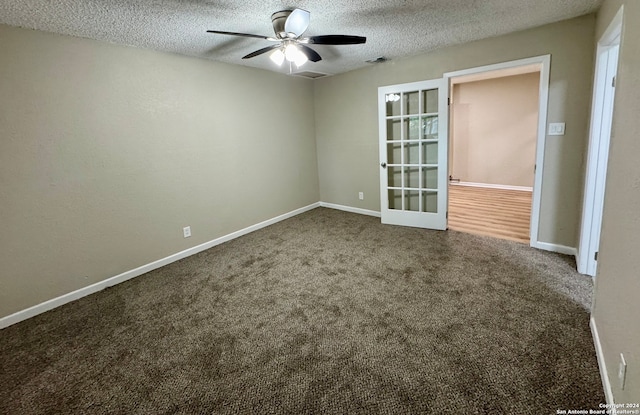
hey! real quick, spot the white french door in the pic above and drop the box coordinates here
[378,78,449,230]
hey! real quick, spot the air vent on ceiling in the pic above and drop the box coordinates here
[293,71,329,79]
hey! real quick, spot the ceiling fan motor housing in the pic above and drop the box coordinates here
[271,10,293,38]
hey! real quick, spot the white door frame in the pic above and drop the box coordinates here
[577,6,623,276]
[444,55,551,248]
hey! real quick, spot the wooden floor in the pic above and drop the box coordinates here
[448,184,532,243]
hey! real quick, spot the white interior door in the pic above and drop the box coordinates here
[378,79,449,230]
[578,6,621,277]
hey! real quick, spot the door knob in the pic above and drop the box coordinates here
[381,162,387,168]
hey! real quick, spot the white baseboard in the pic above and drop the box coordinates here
[531,241,577,257]
[451,181,533,192]
[591,317,615,408]
[0,202,320,329]
[319,202,381,218]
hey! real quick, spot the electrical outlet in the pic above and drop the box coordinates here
[358,192,364,200]
[618,353,627,390]
[183,226,191,238]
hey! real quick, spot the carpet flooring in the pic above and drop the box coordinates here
[0,207,603,414]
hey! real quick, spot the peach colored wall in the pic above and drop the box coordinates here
[450,72,540,187]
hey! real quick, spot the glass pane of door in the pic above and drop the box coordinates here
[387,88,439,210]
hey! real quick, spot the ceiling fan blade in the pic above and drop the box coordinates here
[242,44,281,59]
[307,35,367,45]
[298,45,322,62]
[284,8,310,37]
[207,30,273,41]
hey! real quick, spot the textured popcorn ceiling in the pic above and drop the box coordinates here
[0,0,601,76]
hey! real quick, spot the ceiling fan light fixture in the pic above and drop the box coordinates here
[293,52,308,68]
[284,8,311,37]
[270,49,285,66]
[284,44,307,67]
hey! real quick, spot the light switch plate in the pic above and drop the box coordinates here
[548,122,566,135]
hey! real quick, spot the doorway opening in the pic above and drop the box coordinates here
[448,68,539,243]
[444,56,550,247]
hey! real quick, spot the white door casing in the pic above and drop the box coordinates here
[444,55,551,248]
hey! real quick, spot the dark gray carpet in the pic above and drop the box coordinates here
[0,207,604,414]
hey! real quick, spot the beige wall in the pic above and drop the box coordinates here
[0,24,319,318]
[591,0,640,404]
[451,73,539,187]
[314,15,595,248]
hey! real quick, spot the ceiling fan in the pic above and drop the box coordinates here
[206,8,366,68]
